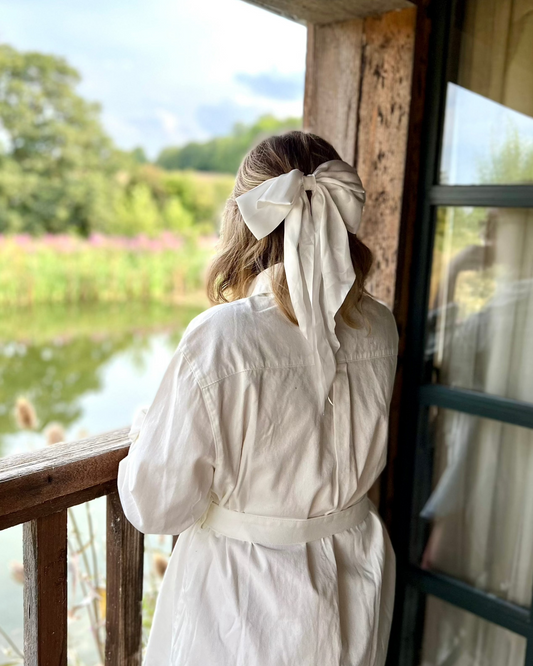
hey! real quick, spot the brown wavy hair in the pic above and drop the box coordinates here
[205,130,374,330]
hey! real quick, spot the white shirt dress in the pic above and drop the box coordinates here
[117,264,399,666]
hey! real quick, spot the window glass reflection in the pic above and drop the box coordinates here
[420,595,526,665]
[440,83,533,184]
[439,0,533,184]
[425,207,533,401]
[420,408,533,607]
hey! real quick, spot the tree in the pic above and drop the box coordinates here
[156,113,302,173]
[0,43,124,235]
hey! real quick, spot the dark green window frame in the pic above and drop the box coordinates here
[387,0,533,664]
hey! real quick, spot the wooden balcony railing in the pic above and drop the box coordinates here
[0,428,165,666]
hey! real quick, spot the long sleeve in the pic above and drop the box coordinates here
[117,344,216,535]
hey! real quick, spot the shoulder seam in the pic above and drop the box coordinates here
[178,343,222,469]
[196,349,398,388]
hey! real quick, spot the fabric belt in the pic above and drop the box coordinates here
[198,495,370,546]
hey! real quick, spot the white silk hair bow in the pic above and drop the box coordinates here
[235,159,366,416]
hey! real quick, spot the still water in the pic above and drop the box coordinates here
[0,300,207,665]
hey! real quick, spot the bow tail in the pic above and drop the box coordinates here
[319,188,357,352]
[285,193,339,415]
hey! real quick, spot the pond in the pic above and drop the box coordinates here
[0,299,208,665]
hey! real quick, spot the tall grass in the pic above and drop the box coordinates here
[0,232,218,307]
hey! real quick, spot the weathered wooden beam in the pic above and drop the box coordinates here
[0,428,130,529]
[23,510,68,666]
[355,7,417,307]
[105,491,144,666]
[241,0,414,25]
[304,19,364,164]
[304,7,416,309]
[1,479,117,531]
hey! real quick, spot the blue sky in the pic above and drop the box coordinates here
[0,0,307,158]
[441,83,533,184]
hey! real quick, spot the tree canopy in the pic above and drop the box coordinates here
[0,44,127,235]
[0,42,302,237]
[156,114,302,173]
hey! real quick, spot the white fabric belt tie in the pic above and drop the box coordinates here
[199,495,370,546]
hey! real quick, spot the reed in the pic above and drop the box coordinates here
[0,232,218,308]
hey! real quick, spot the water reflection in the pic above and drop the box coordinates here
[0,301,205,458]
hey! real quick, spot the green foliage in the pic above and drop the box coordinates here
[156,113,302,173]
[0,43,126,236]
[0,42,300,236]
[477,121,533,184]
[130,146,149,164]
[0,234,216,307]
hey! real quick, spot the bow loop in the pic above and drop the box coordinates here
[235,159,366,416]
[236,168,304,240]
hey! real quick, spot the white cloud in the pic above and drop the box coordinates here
[0,0,306,156]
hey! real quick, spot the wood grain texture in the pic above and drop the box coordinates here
[23,510,68,666]
[303,9,416,308]
[105,491,144,666]
[355,7,417,308]
[303,19,364,164]
[241,0,414,25]
[0,428,130,529]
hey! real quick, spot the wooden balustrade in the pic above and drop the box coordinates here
[0,427,163,665]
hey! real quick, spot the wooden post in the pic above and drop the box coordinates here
[23,510,68,666]
[355,8,417,307]
[304,19,364,164]
[105,491,144,666]
[303,8,417,309]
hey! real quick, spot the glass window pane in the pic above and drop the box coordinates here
[425,207,533,401]
[439,0,533,184]
[420,595,526,665]
[418,408,533,607]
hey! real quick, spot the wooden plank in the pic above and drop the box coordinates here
[23,510,68,666]
[1,479,117,531]
[241,0,414,25]
[355,7,417,308]
[0,428,131,528]
[303,19,364,164]
[105,491,144,666]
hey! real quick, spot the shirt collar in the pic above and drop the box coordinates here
[246,262,282,297]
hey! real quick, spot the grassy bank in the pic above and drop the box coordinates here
[0,232,218,307]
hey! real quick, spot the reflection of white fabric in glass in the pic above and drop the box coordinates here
[421,207,533,663]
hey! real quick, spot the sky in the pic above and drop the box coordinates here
[0,0,307,158]
[440,83,533,185]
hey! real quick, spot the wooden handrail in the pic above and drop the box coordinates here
[0,427,131,530]
[0,427,147,666]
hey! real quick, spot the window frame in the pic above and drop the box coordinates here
[387,0,533,663]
